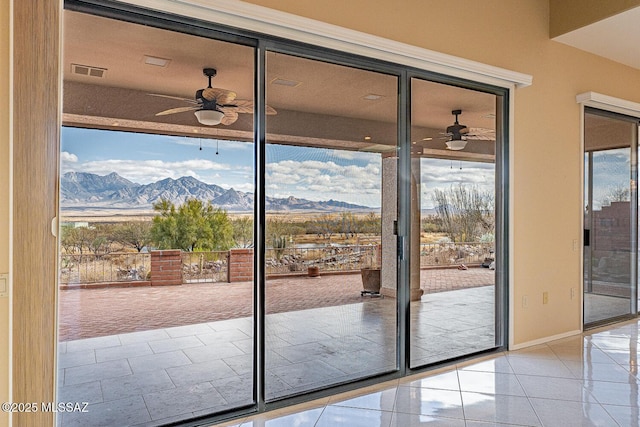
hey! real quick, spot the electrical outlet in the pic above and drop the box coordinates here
[572,239,578,251]
[543,291,549,304]
[571,288,576,299]
[522,295,528,308]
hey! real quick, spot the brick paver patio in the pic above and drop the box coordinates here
[59,267,494,341]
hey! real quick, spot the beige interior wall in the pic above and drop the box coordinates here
[0,0,10,425]
[244,0,640,346]
[549,0,640,37]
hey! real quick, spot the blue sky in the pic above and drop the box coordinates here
[61,127,383,207]
[61,127,495,209]
[61,127,254,191]
[420,158,495,206]
[589,148,631,210]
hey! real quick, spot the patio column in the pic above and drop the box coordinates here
[380,155,423,301]
[380,154,397,298]
[410,156,424,301]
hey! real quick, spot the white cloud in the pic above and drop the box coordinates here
[60,151,78,164]
[265,157,382,206]
[419,158,495,209]
[328,149,382,162]
[63,158,234,184]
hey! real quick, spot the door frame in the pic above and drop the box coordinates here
[404,72,509,370]
[578,93,640,329]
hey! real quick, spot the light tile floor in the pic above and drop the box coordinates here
[214,319,640,427]
[57,286,495,426]
[585,292,634,325]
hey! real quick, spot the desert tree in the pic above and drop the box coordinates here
[232,216,254,248]
[311,214,339,240]
[60,223,116,255]
[361,212,381,235]
[265,216,287,238]
[206,206,235,250]
[151,198,234,251]
[60,225,84,254]
[601,184,630,207]
[432,184,494,243]
[338,212,360,238]
[86,224,119,256]
[113,221,152,252]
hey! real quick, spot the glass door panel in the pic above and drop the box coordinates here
[584,110,637,327]
[264,51,398,400]
[59,10,256,425]
[409,78,498,367]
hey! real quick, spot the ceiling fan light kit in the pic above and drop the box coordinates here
[194,109,224,125]
[445,139,468,150]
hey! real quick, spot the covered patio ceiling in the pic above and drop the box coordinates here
[62,10,497,162]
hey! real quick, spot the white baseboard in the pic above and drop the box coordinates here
[510,329,582,350]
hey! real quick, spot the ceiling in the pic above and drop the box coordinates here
[553,6,640,71]
[62,10,497,161]
[585,112,637,152]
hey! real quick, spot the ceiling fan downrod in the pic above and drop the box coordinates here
[203,68,217,88]
[452,109,462,124]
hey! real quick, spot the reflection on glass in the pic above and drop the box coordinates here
[264,51,398,400]
[409,78,497,368]
[584,110,636,326]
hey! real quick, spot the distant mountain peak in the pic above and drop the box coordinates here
[60,172,374,213]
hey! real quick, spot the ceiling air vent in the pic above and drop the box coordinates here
[71,64,107,78]
[271,77,301,87]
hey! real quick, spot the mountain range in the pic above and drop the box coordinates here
[60,172,373,213]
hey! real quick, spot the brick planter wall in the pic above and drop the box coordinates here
[228,249,253,282]
[150,250,183,286]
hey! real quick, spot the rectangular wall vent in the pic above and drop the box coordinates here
[71,64,107,78]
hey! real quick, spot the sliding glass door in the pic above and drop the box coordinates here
[58,10,257,426]
[264,51,399,400]
[58,2,509,424]
[583,109,638,327]
[408,78,501,367]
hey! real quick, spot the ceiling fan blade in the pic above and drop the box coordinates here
[222,99,278,115]
[220,109,239,125]
[465,128,495,140]
[225,99,252,114]
[155,106,200,116]
[465,135,495,141]
[467,127,495,135]
[266,104,277,115]
[148,93,198,104]
[202,87,237,104]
